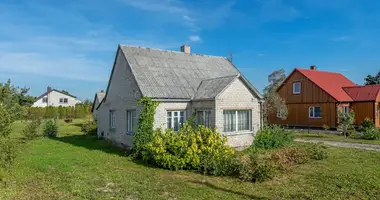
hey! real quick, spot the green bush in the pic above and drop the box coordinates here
[81,121,97,135]
[270,147,310,171]
[322,124,330,131]
[238,153,276,182]
[360,118,375,131]
[22,119,42,140]
[252,125,293,149]
[0,104,14,138]
[0,138,18,178]
[348,130,362,139]
[306,144,328,160]
[43,119,58,137]
[362,127,380,140]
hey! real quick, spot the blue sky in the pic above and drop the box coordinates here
[0,0,379,100]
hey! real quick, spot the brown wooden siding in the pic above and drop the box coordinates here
[351,102,375,126]
[269,103,337,128]
[277,71,336,104]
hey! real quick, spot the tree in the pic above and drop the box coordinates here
[364,71,380,85]
[81,99,93,105]
[263,69,288,121]
[337,111,355,137]
[0,79,36,107]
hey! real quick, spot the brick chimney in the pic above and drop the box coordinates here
[180,45,190,53]
[310,65,317,70]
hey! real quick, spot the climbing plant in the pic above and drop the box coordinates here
[132,97,160,159]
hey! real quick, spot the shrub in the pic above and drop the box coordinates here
[270,147,310,171]
[362,127,380,140]
[322,124,330,131]
[0,104,14,138]
[306,144,328,160]
[238,153,276,182]
[360,118,375,131]
[0,138,18,180]
[252,125,293,149]
[81,121,97,135]
[43,119,58,137]
[337,111,355,137]
[22,119,42,140]
[348,130,362,139]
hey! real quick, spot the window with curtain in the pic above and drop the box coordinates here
[109,110,116,129]
[197,110,211,128]
[167,110,185,131]
[126,110,137,134]
[224,110,251,132]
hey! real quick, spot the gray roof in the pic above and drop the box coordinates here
[193,75,238,100]
[119,45,262,100]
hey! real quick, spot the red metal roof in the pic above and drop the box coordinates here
[343,85,380,101]
[296,68,357,102]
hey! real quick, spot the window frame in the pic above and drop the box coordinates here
[223,110,252,133]
[42,97,48,103]
[342,106,349,114]
[196,110,212,128]
[309,106,322,118]
[126,109,137,135]
[109,110,116,129]
[167,110,186,131]
[63,98,68,103]
[59,98,64,103]
[293,82,301,94]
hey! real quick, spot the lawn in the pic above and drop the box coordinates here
[293,132,380,145]
[1,120,380,199]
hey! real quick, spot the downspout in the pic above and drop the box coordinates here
[259,100,264,130]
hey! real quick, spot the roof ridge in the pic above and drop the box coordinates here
[343,84,380,88]
[296,68,345,75]
[119,44,229,59]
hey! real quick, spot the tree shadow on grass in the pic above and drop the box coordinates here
[53,134,127,157]
[190,180,269,200]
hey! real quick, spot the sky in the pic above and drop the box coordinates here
[0,0,379,100]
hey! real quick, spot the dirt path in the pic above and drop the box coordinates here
[294,138,380,151]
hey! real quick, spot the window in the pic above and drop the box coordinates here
[59,98,63,103]
[197,110,211,128]
[223,110,251,132]
[126,110,137,134]
[309,107,322,118]
[42,97,48,103]
[342,106,349,114]
[293,82,301,94]
[167,111,185,131]
[109,110,116,129]
[63,98,68,103]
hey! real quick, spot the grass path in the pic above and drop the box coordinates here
[1,120,380,199]
[293,132,380,145]
[295,138,380,151]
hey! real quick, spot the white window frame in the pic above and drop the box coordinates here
[223,110,252,133]
[309,106,322,118]
[293,82,301,94]
[196,110,212,128]
[42,97,48,103]
[110,110,116,129]
[167,110,186,131]
[126,110,137,134]
[342,106,349,114]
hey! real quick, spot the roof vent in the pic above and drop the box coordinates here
[310,65,317,70]
[180,45,190,53]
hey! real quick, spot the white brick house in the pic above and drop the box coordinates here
[96,45,264,148]
[32,87,80,107]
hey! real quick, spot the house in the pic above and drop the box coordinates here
[96,45,263,148]
[91,90,105,121]
[269,66,380,128]
[32,87,80,107]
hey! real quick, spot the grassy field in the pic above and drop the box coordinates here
[1,120,380,199]
[293,132,380,145]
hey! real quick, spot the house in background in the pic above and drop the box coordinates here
[91,90,105,121]
[269,66,380,128]
[96,44,263,148]
[32,87,81,107]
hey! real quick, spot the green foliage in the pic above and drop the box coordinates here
[348,130,362,139]
[252,125,294,149]
[26,105,89,120]
[43,119,58,137]
[81,120,97,135]
[270,147,310,171]
[362,127,380,140]
[263,69,288,121]
[0,138,18,170]
[364,71,380,85]
[0,104,14,138]
[337,111,355,137]
[360,118,375,131]
[133,97,160,158]
[305,144,328,160]
[238,153,276,182]
[22,119,42,140]
[322,124,330,131]
[0,79,36,107]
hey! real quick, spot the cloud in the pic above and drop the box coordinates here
[189,35,201,42]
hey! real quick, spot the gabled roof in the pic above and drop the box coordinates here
[192,75,238,100]
[343,85,380,102]
[91,91,105,112]
[116,45,262,100]
[36,89,77,100]
[279,68,357,102]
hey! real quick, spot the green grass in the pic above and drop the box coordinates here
[1,120,380,199]
[293,132,380,145]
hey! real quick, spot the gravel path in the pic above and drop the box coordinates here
[294,138,380,151]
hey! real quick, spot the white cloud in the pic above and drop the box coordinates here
[189,35,201,42]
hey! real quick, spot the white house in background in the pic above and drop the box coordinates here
[96,45,263,148]
[32,87,81,107]
[91,90,105,121]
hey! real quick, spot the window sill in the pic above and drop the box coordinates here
[126,131,135,136]
[223,131,253,136]
[309,117,322,119]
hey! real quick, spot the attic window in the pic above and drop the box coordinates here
[293,82,301,94]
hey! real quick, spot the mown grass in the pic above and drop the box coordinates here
[1,120,380,199]
[293,132,380,145]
